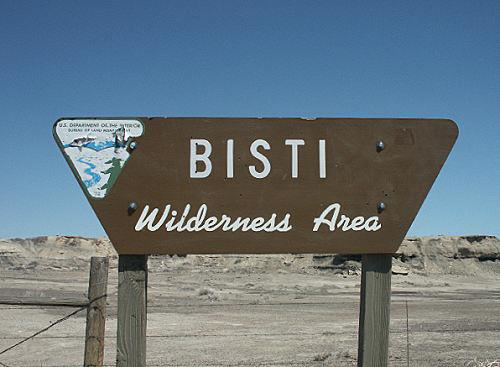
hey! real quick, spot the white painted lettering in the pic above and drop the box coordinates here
[319,139,326,178]
[285,139,305,178]
[190,139,212,178]
[313,203,382,232]
[364,216,382,231]
[249,139,271,178]
[135,205,170,231]
[226,139,234,178]
[135,203,292,233]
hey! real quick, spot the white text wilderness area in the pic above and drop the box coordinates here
[134,203,382,233]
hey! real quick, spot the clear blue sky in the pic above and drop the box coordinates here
[1,0,498,238]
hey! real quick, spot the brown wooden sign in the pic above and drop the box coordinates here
[54,117,457,255]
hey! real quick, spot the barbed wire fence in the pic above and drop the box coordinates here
[0,305,86,357]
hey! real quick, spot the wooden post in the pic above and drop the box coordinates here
[116,255,148,367]
[84,256,109,367]
[357,254,392,367]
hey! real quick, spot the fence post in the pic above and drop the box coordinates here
[84,256,109,367]
[357,254,392,367]
[116,255,148,367]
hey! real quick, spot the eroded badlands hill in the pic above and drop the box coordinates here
[1,235,498,276]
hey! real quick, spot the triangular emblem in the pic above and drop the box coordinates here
[53,119,144,199]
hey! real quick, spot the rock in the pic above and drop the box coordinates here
[392,264,409,275]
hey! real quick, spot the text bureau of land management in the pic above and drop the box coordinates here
[134,203,382,233]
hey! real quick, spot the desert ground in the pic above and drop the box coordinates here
[0,235,499,367]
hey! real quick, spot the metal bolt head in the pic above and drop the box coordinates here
[376,141,385,152]
[128,202,138,215]
[377,202,386,213]
[129,141,138,151]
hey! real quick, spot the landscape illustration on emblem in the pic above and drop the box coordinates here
[54,120,144,198]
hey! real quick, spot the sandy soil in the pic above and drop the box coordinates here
[0,236,499,367]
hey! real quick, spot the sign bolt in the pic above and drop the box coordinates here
[129,141,138,151]
[377,202,386,213]
[376,141,385,152]
[128,202,138,215]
